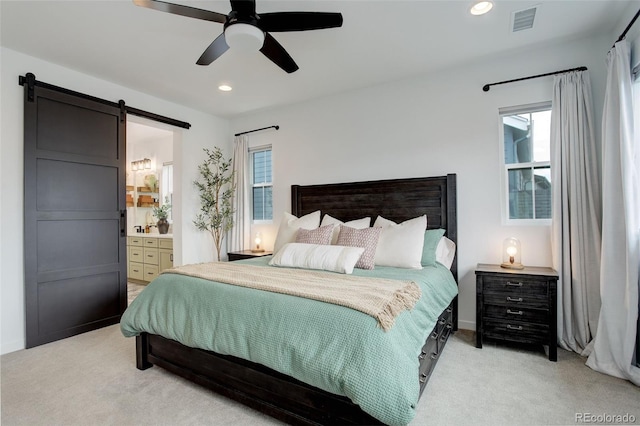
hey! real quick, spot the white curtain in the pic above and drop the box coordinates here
[228,135,250,252]
[586,40,640,385]
[550,70,602,355]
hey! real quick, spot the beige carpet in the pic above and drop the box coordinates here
[2,326,638,426]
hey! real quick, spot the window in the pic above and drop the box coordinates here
[500,102,552,222]
[161,162,173,222]
[251,147,272,222]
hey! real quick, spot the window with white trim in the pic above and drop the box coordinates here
[500,102,552,223]
[250,146,272,222]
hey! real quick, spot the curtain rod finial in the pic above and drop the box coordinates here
[482,85,490,92]
[275,125,280,130]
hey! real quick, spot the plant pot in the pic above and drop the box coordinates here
[157,219,169,235]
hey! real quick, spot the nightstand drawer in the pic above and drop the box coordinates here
[482,276,548,296]
[484,304,548,323]
[484,293,549,310]
[483,318,549,343]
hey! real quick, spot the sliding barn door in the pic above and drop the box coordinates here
[23,77,127,348]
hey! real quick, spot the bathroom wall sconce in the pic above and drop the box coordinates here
[131,158,151,171]
[501,237,524,270]
[251,232,265,253]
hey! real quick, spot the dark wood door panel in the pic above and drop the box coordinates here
[36,159,118,211]
[36,96,119,159]
[24,81,126,348]
[36,219,120,272]
[37,272,121,335]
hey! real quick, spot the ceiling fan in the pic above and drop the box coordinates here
[133,0,343,73]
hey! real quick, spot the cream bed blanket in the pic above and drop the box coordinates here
[162,262,421,331]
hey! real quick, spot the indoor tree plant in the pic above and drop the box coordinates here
[152,197,172,234]
[193,147,235,261]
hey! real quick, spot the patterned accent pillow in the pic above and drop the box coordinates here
[336,225,382,270]
[295,224,335,245]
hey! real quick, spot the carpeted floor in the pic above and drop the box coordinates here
[2,324,639,425]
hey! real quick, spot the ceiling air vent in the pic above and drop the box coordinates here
[512,6,537,32]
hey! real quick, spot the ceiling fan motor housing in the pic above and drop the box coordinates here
[224,11,265,51]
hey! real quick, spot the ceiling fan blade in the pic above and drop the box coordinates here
[260,33,299,73]
[230,0,256,16]
[257,12,343,32]
[196,33,230,65]
[133,0,226,24]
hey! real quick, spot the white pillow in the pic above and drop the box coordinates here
[436,236,456,269]
[269,243,365,274]
[320,214,371,244]
[373,215,427,269]
[273,211,321,254]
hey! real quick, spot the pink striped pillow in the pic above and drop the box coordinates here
[295,224,334,245]
[336,225,382,270]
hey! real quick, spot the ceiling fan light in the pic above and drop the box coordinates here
[225,23,265,51]
[470,1,493,15]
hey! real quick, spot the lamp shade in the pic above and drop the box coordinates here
[501,237,524,269]
[225,23,265,51]
[251,232,264,253]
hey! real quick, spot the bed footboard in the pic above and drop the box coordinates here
[136,332,382,425]
[135,300,455,425]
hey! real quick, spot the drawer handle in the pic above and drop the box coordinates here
[507,325,523,331]
[506,296,523,302]
[440,335,448,342]
[170,254,173,262]
[147,254,154,257]
[507,309,523,315]
[446,307,452,313]
[438,319,446,325]
[419,373,428,383]
[132,269,139,273]
[430,353,438,360]
[419,351,427,360]
[446,324,453,330]
[507,281,523,287]
[430,332,438,339]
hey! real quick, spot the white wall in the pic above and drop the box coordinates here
[231,34,612,331]
[0,47,231,354]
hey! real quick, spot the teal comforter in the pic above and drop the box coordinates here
[120,257,457,425]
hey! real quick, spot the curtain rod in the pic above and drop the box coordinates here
[482,66,588,92]
[234,125,279,137]
[613,8,640,48]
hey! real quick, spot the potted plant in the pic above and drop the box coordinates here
[193,147,235,261]
[152,197,171,234]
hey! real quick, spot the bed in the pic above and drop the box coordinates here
[121,174,458,425]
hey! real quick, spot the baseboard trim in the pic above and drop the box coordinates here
[457,320,475,331]
[1,339,25,355]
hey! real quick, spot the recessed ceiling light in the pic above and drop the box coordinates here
[470,1,494,15]
[218,84,233,92]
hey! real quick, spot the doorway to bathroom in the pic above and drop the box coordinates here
[125,116,177,294]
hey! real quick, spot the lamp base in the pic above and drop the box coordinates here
[251,249,265,253]
[500,262,524,270]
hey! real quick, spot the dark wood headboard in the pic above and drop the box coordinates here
[291,174,458,284]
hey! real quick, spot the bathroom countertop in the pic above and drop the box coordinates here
[128,233,173,238]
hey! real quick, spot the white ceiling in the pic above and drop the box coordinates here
[1,1,637,118]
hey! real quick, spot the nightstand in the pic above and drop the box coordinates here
[228,250,273,262]
[475,263,558,361]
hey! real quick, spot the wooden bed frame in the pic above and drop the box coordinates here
[136,174,458,425]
